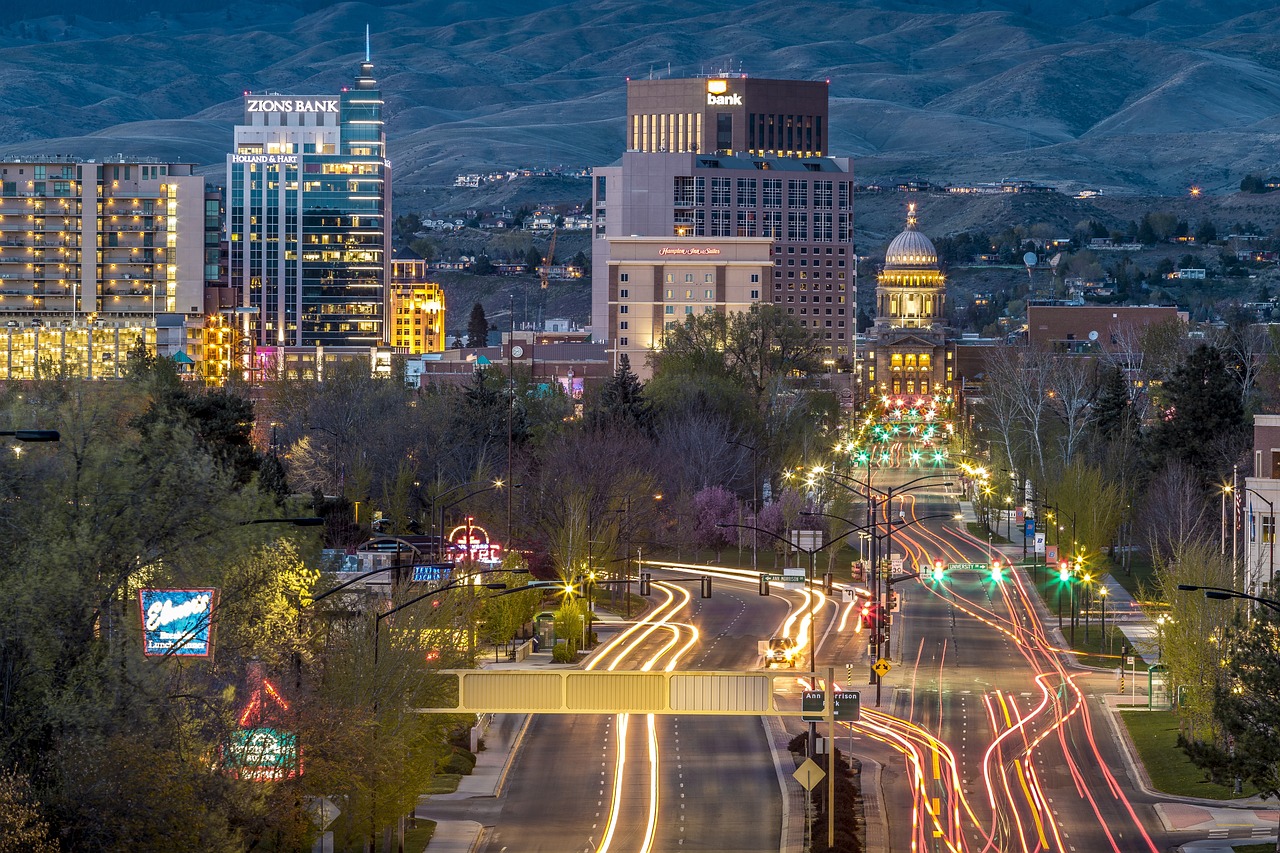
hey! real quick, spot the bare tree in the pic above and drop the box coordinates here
[1047,355,1097,465]
[1140,460,1212,559]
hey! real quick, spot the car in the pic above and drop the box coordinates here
[764,636,797,668]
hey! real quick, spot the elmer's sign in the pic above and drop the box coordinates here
[139,589,217,657]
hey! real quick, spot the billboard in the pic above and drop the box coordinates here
[412,563,455,583]
[139,589,217,657]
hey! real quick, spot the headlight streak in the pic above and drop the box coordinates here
[595,712,629,853]
[904,513,1161,853]
[589,579,694,853]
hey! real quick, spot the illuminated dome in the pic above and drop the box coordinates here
[884,204,937,268]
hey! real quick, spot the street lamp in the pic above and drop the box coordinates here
[727,439,762,572]
[1177,583,1280,615]
[437,480,521,561]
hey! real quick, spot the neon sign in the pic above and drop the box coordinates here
[448,522,503,564]
[658,247,722,257]
[139,589,217,657]
[225,675,299,782]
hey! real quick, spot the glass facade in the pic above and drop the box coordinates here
[228,58,388,348]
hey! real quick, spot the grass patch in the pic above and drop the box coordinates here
[1120,711,1256,799]
[403,822,435,853]
[1099,551,1158,601]
[966,522,1011,544]
[422,774,462,795]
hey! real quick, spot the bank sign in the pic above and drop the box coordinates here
[706,79,742,106]
[245,97,339,114]
[139,589,217,657]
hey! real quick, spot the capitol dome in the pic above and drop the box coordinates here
[884,204,938,268]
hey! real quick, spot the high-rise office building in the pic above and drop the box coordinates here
[0,157,205,379]
[592,76,855,376]
[227,42,390,350]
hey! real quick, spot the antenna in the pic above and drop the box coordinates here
[365,24,370,62]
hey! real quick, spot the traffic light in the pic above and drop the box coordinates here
[991,558,1003,582]
[887,590,900,612]
[823,572,834,595]
[639,572,652,596]
[759,575,770,596]
[931,559,945,582]
[860,602,882,630]
[700,575,712,598]
[1058,560,1070,582]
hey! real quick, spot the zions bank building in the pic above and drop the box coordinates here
[226,53,389,348]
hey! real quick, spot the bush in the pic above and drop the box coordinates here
[441,746,476,776]
[552,643,576,663]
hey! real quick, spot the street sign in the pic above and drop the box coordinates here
[1034,532,1046,554]
[841,588,854,602]
[306,796,341,831]
[949,563,986,572]
[763,573,805,589]
[801,690,825,722]
[873,659,892,677]
[833,690,861,721]
[891,553,904,572]
[1024,518,1035,538]
[794,757,826,790]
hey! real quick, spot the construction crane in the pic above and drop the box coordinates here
[536,226,557,331]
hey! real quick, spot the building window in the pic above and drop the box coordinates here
[711,209,732,237]
[763,210,782,239]
[737,178,757,207]
[751,274,760,283]
[736,209,757,237]
[620,337,629,346]
[750,289,760,299]
[711,177,731,206]
[666,275,674,285]
[685,275,693,284]
[1264,515,1276,544]
[814,211,833,242]
[619,305,629,314]
[814,180,833,209]
[620,288,629,298]
[665,305,675,314]
[675,176,694,207]
[685,305,693,314]
[763,178,782,208]
[620,321,629,330]
[705,288,713,298]
[787,179,808,207]
[620,273,629,283]
[788,211,808,241]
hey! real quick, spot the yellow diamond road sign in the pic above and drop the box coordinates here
[874,658,892,677]
[794,757,826,791]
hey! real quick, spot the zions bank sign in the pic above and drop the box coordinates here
[706,79,742,106]
[245,97,340,114]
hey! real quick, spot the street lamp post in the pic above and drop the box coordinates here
[436,481,520,561]
[728,439,761,572]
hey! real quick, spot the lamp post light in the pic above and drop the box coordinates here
[436,481,521,561]
[1099,585,1109,651]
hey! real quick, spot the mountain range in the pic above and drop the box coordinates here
[4,0,1280,199]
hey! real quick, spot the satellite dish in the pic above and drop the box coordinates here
[1023,252,1038,267]
[1088,330,1099,342]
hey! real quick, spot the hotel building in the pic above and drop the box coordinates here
[592,76,855,377]
[0,157,205,379]
[227,49,390,350]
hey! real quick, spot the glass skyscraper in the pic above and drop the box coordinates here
[227,48,389,349]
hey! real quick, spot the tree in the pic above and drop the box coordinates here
[1240,174,1268,194]
[590,353,651,434]
[690,486,740,560]
[571,249,590,277]
[472,254,493,276]
[524,246,543,271]
[467,302,489,348]
[1190,606,1280,830]
[1196,219,1218,244]
[0,767,58,853]
[1092,364,1134,443]
[1147,344,1248,483]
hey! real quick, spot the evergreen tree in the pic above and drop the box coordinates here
[1195,219,1218,244]
[1092,364,1133,441]
[1147,344,1246,482]
[591,353,651,434]
[467,303,489,348]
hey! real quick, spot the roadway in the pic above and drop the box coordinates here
[478,571,802,852]
[456,454,1177,853]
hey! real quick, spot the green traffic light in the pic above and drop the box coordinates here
[1059,568,1070,582]
[931,566,945,582]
